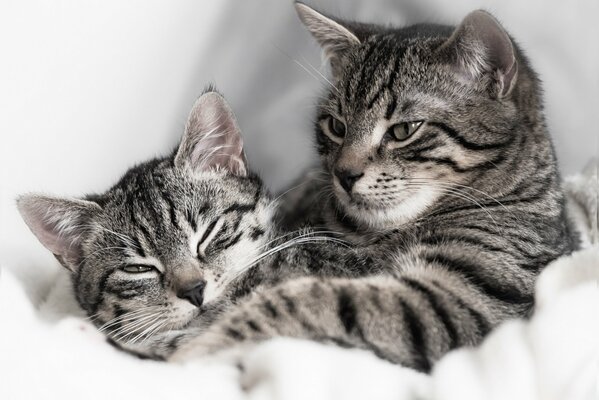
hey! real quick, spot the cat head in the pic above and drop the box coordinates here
[17,91,275,341]
[296,4,543,229]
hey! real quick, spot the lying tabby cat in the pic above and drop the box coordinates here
[17,90,369,357]
[165,5,578,368]
[18,5,577,373]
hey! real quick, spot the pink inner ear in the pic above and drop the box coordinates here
[189,111,247,176]
[179,92,247,176]
[36,220,75,257]
[20,201,75,257]
[17,196,97,271]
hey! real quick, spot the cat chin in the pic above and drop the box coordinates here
[338,186,439,229]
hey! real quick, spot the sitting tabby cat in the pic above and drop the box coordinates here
[165,5,578,370]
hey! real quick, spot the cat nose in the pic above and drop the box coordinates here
[177,280,207,308]
[335,168,364,193]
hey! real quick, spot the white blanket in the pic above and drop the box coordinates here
[1,162,597,400]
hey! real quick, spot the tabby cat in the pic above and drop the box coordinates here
[17,90,366,357]
[18,4,577,372]
[165,4,578,370]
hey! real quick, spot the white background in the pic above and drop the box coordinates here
[1,0,598,272]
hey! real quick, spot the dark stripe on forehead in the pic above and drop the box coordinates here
[133,211,157,251]
[138,193,162,232]
[385,94,397,119]
[368,46,403,112]
[387,52,402,89]
[187,203,209,231]
[131,235,147,258]
[383,55,403,119]
[368,39,404,102]
[353,40,386,104]
[185,208,198,231]
[345,43,377,103]
[150,174,179,230]
[367,88,383,110]
[401,100,415,113]
[160,191,181,230]
[197,204,210,215]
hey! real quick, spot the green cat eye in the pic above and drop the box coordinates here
[328,116,346,138]
[121,264,155,274]
[389,121,424,141]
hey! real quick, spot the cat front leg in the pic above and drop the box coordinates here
[169,276,338,362]
[169,268,503,371]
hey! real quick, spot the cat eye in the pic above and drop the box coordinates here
[120,264,156,274]
[196,218,221,259]
[388,121,424,141]
[327,116,346,138]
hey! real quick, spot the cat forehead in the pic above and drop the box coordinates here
[110,160,253,197]
[347,27,450,64]
[91,167,260,228]
[331,50,470,120]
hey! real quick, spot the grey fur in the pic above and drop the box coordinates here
[16,90,370,358]
[167,6,578,371]
[17,6,579,373]
[17,91,280,353]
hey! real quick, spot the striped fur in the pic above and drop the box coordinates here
[17,91,280,350]
[167,7,579,371]
[16,90,381,357]
[18,8,580,372]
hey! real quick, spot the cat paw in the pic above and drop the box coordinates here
[168,330,245,364]
[169,338,252,371]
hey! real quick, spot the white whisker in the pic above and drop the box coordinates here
[222,235,351,288]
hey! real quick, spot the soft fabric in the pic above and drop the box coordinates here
[1,163,597,400]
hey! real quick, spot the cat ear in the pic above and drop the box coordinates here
[295,2,361,75]
[17,194,101,272]
[438,10,518,98]
[175,91,247,177]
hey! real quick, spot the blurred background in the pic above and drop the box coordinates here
[1,0,597,278]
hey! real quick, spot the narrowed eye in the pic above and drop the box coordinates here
[196,218,220,258]
[120,264,156,274]
[327,116,346,138]
[389,121,424,141]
